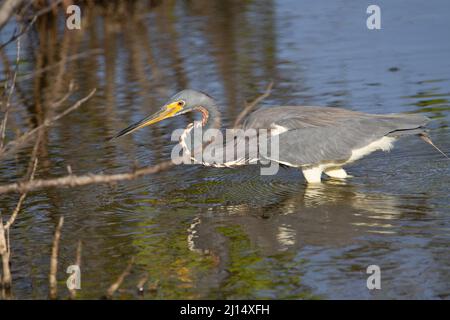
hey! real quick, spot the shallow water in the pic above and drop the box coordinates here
[0,0,449,299]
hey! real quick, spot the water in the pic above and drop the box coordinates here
[0,0,449,299]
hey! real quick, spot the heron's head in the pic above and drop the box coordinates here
[112,89,215,139]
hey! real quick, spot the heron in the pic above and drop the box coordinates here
[113,89,441,183]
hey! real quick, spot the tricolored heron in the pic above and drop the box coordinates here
[113,89,433,183]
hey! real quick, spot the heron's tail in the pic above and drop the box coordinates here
[419,133,450,160]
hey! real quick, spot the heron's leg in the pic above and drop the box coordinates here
[302,167,322,183]
[324,168,348,179]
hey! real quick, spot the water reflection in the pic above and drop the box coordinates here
[188,179,424,255]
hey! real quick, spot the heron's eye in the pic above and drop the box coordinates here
[177,101,185,107]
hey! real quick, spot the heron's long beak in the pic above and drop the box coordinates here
[112,102,183,139]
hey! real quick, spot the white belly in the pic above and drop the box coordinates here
[347,136,396,163]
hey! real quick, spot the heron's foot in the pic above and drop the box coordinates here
[324,168,348,179]
[302,167,322,183]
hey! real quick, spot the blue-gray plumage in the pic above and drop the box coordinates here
[243,106,428,167]
[113,89,432,183]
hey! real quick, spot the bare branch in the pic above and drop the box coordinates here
[0,88,96,160]
[0,160,175,195]
[21,0,63,23]
[105,257,135,299]
[0,215,12,298]
[0,37,20,149]
[0,15,35,50]
[0,0,64,49]
[0,131,39,298]
[136,273,149,295]
[0,49,103,83]
[233,81,273,128]
[48,216,64,300]
[68,240,82,300]
[0,0,25,31]
[4,158,38,229]
[50,80,75,109]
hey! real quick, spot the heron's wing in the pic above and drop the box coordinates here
[243,106,429,166]
[243,106,368,130]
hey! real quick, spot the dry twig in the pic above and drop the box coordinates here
[0,131,39,300]
[136,273,149,295]
[0,16,35,50]
[0,49,103,84]
[0,0,25,31]
[68,240,82,299]
[0,159,174,195]
[0,215,12,298]
[48,216,64,300]
[4,158,38,230]
[0,37,22,300]
[233,81,273,128]
[105,257,135,299]
[0,0,65,49]
[0,87,96,160]
[0,37,20,149]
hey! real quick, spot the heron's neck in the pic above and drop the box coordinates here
[193,103,221,130]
